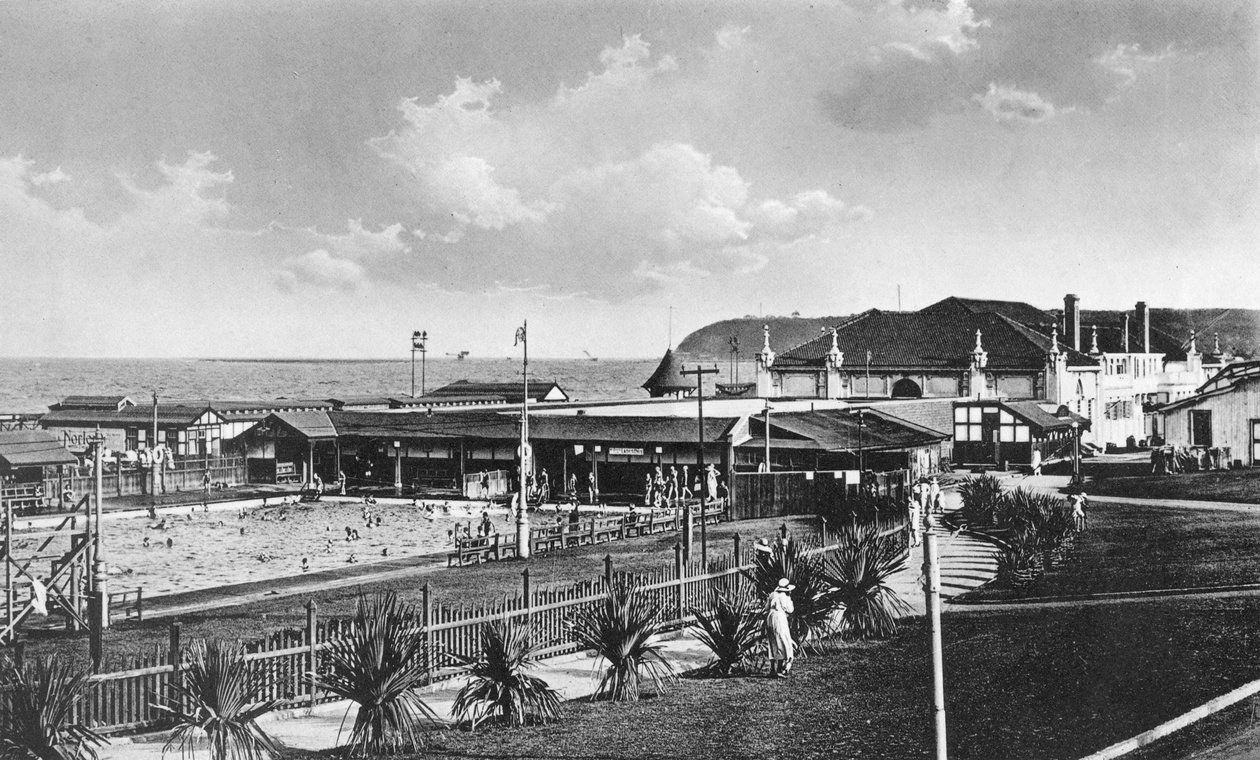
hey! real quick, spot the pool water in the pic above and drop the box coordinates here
[19,499,516,597]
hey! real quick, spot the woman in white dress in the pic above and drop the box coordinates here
[766,578,796,678]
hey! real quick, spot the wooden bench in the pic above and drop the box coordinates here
[275,462,301,485]
[531,524,566,555]
[447,534,505,567]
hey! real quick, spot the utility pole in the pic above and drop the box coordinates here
[762,401,772,472]
[411,330,427,398]
[151,391,162,498]
[515,322,531,560]
[856,409,866,473]
[923,523,948,760]
[90,427,108,670]
[680,365,718,566]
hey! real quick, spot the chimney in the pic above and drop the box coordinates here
[1064,294,1081,351]
[1135,301,1150,352]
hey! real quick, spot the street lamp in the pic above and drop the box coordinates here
[411,330,428,398]
[856,409,866,473]
[1070,421,1081,486]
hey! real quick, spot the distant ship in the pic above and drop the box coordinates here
[583,350,598,362]
[446,351,470,360]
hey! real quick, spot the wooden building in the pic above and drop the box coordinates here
[951,400,1088,467]
[1160,361,1260,465]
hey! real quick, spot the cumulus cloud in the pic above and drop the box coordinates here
[277,249,367,292]
[974,83,1056,124]
[1097,44,1179,93]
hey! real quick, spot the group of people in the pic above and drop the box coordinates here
[1151,446,1224,475]
[906,476,943,547]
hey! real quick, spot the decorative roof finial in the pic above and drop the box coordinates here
[762,324,772,354]
[1213,331,1221,354]
[1049,324,1060,356]
[1089,325,1100,355]
[825,327,843,369]
[974,329,984,354]
[1188,329,1198,355]
[971,329,988,370]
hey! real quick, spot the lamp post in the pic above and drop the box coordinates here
[762,400,773,473]
[1070,421,1081,486]
[411,331,428,398]
[856,409,866,473]
[681,364,719,567]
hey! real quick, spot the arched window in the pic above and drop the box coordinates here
[891,378,922,398]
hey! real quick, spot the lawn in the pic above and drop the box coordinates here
[278,596,1260,760]
[959,500,1260,601]
[1088,466,1260,504]
[23,514,820,668]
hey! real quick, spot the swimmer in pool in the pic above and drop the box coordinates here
[166,538,174,548]
[240,527,246,536]
[301,557,309,572]
[347,554,358,564]
[381,548,388,557]
[142,536,151,548]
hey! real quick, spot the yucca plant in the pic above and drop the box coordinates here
[156,641,282,760]
[315,592,440,756]
[449,618,560,729]
[688,590,763,677]
[569,578,674,702]
[0,657,107,760]
[743,538,838,651]
[958,475,1005,527]
[824,524,912,640]
[996,532,1041,590]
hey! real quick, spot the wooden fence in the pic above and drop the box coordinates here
[4,515,906,736]
[5,457,250,514]
[730,469,909,521]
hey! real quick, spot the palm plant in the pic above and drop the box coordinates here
[958,475,1005,527]
[449,618,560,729]
[0,657,107,760]
[996,532,1041,590]
[743,538,837,651]
[824,524,911,640]
[688,590,763,676]
[157,641,282,760]
[315,592,440,756]
[569,578,674,702]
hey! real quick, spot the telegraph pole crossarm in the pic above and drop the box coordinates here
[680,364,719,567]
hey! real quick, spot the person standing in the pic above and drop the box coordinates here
[567,472,578,498]
[928,476,942,514]
[765,578,796,678]
[907,496,922,547]
[587,471,597,505]
[1029,449,1043,477]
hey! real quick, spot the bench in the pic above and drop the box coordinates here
[447,534,506,567]
[275,463,301,485]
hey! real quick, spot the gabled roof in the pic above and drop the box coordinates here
[268,411,339,440]
[51,395,133,412]
[0,430,79,469]
[641,349,695,396]
[1162,360,1260,412]
[744,408,946,453]
[40,406,222,427]
[426,380,569,402]
[776,309,1096,371]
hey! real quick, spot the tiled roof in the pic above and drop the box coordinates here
[641,349,694,394]
[426,381,567,402]
[52,395,133,411]
[776,309,1096,371]
[270,411,339,440]
[1002,401,1087,431]
[325,410,738,445]
[919,297,1054,329]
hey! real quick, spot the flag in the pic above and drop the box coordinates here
[411,330,426,350]
[514,325,526,346]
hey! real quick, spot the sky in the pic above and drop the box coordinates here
[0,0,1256,359]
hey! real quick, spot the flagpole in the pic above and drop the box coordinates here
[516,320,531,559]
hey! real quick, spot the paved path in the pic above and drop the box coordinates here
[97,488,999,758]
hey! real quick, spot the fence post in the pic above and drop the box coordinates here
[421,583,433,685]
[306,601,317,708]
[673,543,685,625]
[169,621,183,713]
[521,569,532,623]
[603,554,613,587]
[136,587,143,623]
[733,533,742,566]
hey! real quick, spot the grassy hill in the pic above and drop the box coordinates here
[679,307,1260,361]
[676,315,853,358]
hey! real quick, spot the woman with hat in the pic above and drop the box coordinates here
[765,578,796,677]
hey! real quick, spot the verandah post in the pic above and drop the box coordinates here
[603,554,613,587]
[521,568,532,623]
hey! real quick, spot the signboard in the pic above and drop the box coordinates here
[608,447,645,457]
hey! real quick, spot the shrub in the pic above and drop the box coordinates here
[688,591,764,676]
[824,523,911,640]
[743,538,838,652]
[569,578,675,702]
[449,619,560,729]
[958,475,1005,527]
[315,592,440,756]
[157,641,282,760]
[996,533,1041,590]
[0,658,107,760]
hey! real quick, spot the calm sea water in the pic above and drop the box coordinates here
[0,357,660,414]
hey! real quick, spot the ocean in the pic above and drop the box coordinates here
[0,357,663,414]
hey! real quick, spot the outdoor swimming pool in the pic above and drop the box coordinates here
[13,498,515,597]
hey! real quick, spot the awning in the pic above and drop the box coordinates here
[0,430,79,469]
